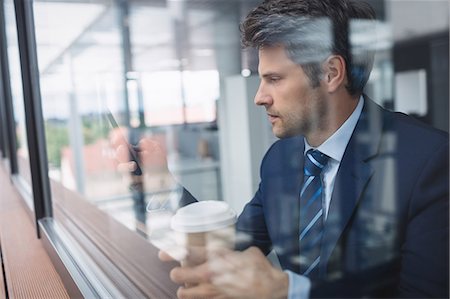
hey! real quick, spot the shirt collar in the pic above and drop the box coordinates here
[304,95,364,163]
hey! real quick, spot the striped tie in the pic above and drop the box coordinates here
[299,149,329,277]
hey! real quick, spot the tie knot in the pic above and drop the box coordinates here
[304,149,329,176]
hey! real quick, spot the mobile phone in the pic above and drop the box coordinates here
[106,110,143,176]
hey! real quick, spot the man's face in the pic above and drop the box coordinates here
[255,45,327,139]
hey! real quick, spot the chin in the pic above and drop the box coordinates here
[273,130,290,139]
[274,127,304,139]
[272,123,299,139]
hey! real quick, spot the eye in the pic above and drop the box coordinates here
[270,76,281,83]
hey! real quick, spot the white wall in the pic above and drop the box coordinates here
[218,75,274,214]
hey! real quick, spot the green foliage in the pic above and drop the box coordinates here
[82,116,110,145]
[45,115,111,168]
[45,121,69,168]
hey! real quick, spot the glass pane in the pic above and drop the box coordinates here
[33,0,448,297]
[34,0,229,295]
[35,0,124,198]
[34,0,230,227]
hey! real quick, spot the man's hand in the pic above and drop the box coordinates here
[208,247,289,299]
[159,247,289,299]
[109,128,170,174]
[159,249,227,299]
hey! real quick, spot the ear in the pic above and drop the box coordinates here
[323,55,346,93]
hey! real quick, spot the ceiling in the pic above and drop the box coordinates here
[386,0,449,41]
[32,0,449,76]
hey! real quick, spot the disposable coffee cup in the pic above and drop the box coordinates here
[171,200,237,267]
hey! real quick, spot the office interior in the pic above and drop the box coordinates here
[0,0,448,297]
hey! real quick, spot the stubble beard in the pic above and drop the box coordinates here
[275,94,328,140]
[272,112,310,139]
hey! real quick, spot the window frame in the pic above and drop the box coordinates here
[12,0,52,226]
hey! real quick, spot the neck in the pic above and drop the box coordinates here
[306,93,360,147]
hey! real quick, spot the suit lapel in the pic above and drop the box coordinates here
[320,98,384,276]
[270,137,305,272]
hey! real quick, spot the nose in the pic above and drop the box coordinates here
[254,82,272,107]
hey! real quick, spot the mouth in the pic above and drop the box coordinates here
[267,113,280,124]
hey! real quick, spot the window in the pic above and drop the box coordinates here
[6,0,447,297]
[32,0,237,295]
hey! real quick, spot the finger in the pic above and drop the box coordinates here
[244,246,264,256]
[211,272,242,292]
[116,144,131,163]
[208,255,234,276]
[217,247,262,267]
[117,161,137,173]
[208,249,240,274]
[109,127,128,147]
[159,250,175,262]
[170,263,211,285]
[177,284,225,299]
[139,138,168,167]
[139,138,162,160]
[185,245,208,265]
[138,138,159,151]
[208,247,232,258]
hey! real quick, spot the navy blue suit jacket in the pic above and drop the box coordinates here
[235,99,449,298]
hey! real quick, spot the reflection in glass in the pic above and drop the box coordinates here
[27,0,450,297]
[34,0,224,242]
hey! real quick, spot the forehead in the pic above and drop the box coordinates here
[258,45,290,62]
[258,45,299,73]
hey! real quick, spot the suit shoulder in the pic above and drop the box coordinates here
[387,109,448,148]
[263,136,302,159]
[260,136,303,175]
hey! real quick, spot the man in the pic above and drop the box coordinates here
[158,0,449,298]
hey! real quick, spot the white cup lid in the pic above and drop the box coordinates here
[171,201,237,233]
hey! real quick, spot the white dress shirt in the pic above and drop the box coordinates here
[286,96,364,299]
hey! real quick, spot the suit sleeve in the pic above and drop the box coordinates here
[235,183,273,255]
[179,187,197,207]
[398,141,449,298]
